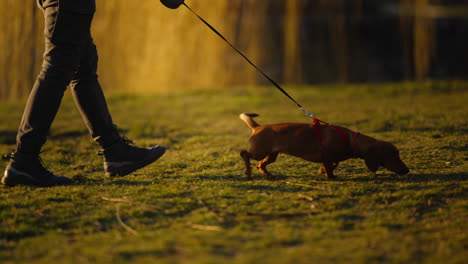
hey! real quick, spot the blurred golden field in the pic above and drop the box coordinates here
[1,0,467,100]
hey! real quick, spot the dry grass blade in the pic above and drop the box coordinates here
[191,224,223,232]
[286,181,324,190]
[297,193,314,201]
[245,212,316,219]
[115,205,139,236]
[197,198,224,222]
[102,197,131,203]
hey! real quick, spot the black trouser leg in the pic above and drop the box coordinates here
[16,4,118,154]
[16,40,81,154]
[70,40,119,148]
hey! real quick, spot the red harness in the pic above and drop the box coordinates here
[313,118,360,157]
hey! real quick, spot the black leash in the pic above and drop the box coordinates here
[182,3,314,118]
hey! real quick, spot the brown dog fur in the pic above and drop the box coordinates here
[239,113,409,179]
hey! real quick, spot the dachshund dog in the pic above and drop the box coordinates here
[239,113,409,179]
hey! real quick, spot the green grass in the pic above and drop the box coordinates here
[0,81,467,264]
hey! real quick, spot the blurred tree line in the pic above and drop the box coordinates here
[1,0,467,100]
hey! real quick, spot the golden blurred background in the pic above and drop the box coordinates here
[1,0,467,101]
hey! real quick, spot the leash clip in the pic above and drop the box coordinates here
[300,107,314,119]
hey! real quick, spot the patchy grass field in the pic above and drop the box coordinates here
[0,81,467,263]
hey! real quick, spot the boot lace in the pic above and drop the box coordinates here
[2,153,13,160]
[122,136,135,146]
[5,151,53,177]
[97,136,135,156]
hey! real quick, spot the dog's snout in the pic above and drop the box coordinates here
[383,157,409,176]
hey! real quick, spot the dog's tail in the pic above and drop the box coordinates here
[239,113,260,129]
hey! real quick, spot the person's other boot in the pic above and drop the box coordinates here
[99,137,165,177]
[2,152,73,187]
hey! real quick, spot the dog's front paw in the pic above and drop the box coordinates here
[317,166,326,174]
[263,173,277,180]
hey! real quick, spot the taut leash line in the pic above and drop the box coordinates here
[182,3,314,118]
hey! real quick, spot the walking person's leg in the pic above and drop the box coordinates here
[69,39,165,177]
[3,1,165,186]
[2,3,89,186]
[69,40,120,147]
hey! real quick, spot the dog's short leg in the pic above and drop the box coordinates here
[318,162,338,175]
[318,166,326,174]
[323,162,338,179]
[331,162,339,170]
[256,152,279,180]
[240,150,252,179]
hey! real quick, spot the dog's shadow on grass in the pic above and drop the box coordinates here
[346,172,467,183]
[229,183,308,193]
[211,173,324,193]
[197,172,322,183]
[196,173,256,182]
[71,171,467,188]
[71,172,252,187]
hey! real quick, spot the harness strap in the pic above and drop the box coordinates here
[312,118,326,143]
[352,132,360,157]
[313,118,359,157]
[313,118,348,145]
[330,125,349,145]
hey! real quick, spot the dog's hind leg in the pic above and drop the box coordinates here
[256,152,279,180]
[318,166,326,175]
[322,162,338,179]
[240,150,252,179]
[318,162,339,175]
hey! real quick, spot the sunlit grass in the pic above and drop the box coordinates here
[0,82,467,263]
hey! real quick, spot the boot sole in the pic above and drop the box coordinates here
[2,165,72,187]
[2,166,41,186]
[105,146,166,177]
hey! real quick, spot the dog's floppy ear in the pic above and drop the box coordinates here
[365,156,379,172]
[364,143,381,172]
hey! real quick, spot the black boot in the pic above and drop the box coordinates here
[99,137,166,177]
[2,152,73,187]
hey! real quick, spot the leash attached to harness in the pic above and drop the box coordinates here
[182,2,365,155]
[182,3,314,119]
